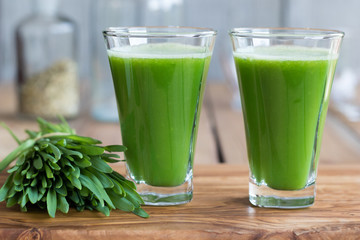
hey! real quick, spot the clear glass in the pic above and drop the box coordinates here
[229,28,344,208]
[16,0,79,118]
[103,26,216,205]
[91,0,184,122]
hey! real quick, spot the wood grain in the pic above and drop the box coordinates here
[207,84,360,164]
[0,164,360,239]
[1,83,360,239]
[206,84,248,164]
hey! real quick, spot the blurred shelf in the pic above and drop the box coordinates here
[0,83,218,164]
[1,83,359,164]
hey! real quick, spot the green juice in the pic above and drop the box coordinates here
[108,43,211,187]
[234,46,338,190]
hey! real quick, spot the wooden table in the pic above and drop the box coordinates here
[0,83,360,239]
[0,164,360,239]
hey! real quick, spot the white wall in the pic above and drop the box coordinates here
[285,0,360,74]
[0,0,356,83]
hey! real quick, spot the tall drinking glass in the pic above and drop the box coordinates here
[103,27,216,205]
[229,28,344,208]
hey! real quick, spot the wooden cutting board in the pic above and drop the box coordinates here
[0,164,359,239]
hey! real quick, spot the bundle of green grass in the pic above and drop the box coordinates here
[0,117,148,218]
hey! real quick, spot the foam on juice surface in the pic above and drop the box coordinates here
[233,45,338,61]
[108,43,211,59]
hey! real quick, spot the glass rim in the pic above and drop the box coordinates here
[103,26,217,38]
[229,27,344,39]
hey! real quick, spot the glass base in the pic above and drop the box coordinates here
[134,178,193,206]
[249,181,315,209]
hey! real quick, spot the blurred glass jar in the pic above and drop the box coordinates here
[16,0,79,119]
[91,0,184,122]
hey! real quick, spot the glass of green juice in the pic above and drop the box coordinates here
[103,27,216,205]
[229,28,344,208]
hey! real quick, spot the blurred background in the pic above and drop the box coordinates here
[0,0,359,122]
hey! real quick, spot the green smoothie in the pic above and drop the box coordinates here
[234,46,338,190]
[108,43,211,187]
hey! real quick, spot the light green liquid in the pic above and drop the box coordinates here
[234,46,338,190]
[108,43,211,187]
